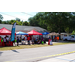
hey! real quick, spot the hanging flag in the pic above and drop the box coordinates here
[11,22,16,41]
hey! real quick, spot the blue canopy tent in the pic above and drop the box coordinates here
[42,32,49,35]
[42,32,49,38]
[16,31,28,35]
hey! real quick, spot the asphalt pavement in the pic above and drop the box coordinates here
[38,52,75,62]
[0,43,75,62]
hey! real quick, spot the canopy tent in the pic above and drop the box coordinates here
[16,31,28,35]
[27,30,42,35]
[42,32,49,35]
[0,27,16,35]
[48,32,60,36]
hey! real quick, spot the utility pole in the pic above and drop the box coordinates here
[22,20,23,26]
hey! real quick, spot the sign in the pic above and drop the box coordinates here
[11,22,16,41]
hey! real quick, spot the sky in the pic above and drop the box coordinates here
[0,12,38,21]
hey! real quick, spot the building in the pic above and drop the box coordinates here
[0,24,48,33]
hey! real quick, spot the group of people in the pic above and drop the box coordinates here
[0,36,11,46]
[49,36,59,42]
[15,35,46,46]
[31,36,46,44]
[0,35,60,47]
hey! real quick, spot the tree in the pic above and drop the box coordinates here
[23,21,30,26]
[28,12,47,28]
[47,12,73,32]
[0,20,2,24]
[2,21,7,24]
[16,18,20,21]
[65,27,69,33]
[9,20,16,24]
[72,30,75,35]
[28,17,37,26]
[0,14,3,24]
[0,14,3,20]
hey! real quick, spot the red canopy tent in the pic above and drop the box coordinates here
[27,30,42,35]
[0,27,16,35]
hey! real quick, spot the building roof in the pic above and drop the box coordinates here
[0,24,47,32]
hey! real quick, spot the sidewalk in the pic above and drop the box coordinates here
[39,53,75,62]
[46,40,66,44]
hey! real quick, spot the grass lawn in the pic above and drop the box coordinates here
[0,42,75,51]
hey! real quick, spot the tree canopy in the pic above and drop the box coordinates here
[28,12,75,33]
[0,14,3,24]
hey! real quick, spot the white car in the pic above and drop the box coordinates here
[63,35,75,41]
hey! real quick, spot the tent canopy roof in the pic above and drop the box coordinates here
[0,27,11,33]
[27,30,42,35]
[42,32,49,35]
[0,27,16,35]
[16,31,28,35]
[48,32,60,36]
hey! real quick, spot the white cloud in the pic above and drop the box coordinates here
[1,12,38,21]
[2,15,15,21]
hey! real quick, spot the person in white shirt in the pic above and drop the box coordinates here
[25,36,27,40]
[32,36,34,44]
[24,36,27,44]
[4,37,6,46]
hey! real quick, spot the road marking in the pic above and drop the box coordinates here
[5,51,75,62]
[55,57,72,61]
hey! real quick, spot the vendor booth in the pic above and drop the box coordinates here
[0,27,16,47]
[16,31,28,39]
[42,32,49,41]
[27,30,42,40]
[16,31,28,45]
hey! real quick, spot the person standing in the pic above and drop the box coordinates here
[0,36,1,42]
[25,35,27,44]
[27,36,30,45]
[3,37,6,46]
[17,37,19,46]
[6,36,9,43]
[41,36,44,44]
[0,36,2,47]
[1,38,3,42]
[13,37,17,46]
[9,36,11,41]
[55,36,57,42]
[31,36,34,44]
[20,36,22,42]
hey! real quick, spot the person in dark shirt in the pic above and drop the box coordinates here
[17,37,19,46]
[54,36,57,42]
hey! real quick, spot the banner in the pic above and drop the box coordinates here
[11,22,16,41]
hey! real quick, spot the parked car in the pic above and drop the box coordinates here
[63,35,75,41]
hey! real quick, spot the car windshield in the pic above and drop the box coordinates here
[71,36,74,38]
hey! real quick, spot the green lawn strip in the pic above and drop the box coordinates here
[0,42,75,51]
